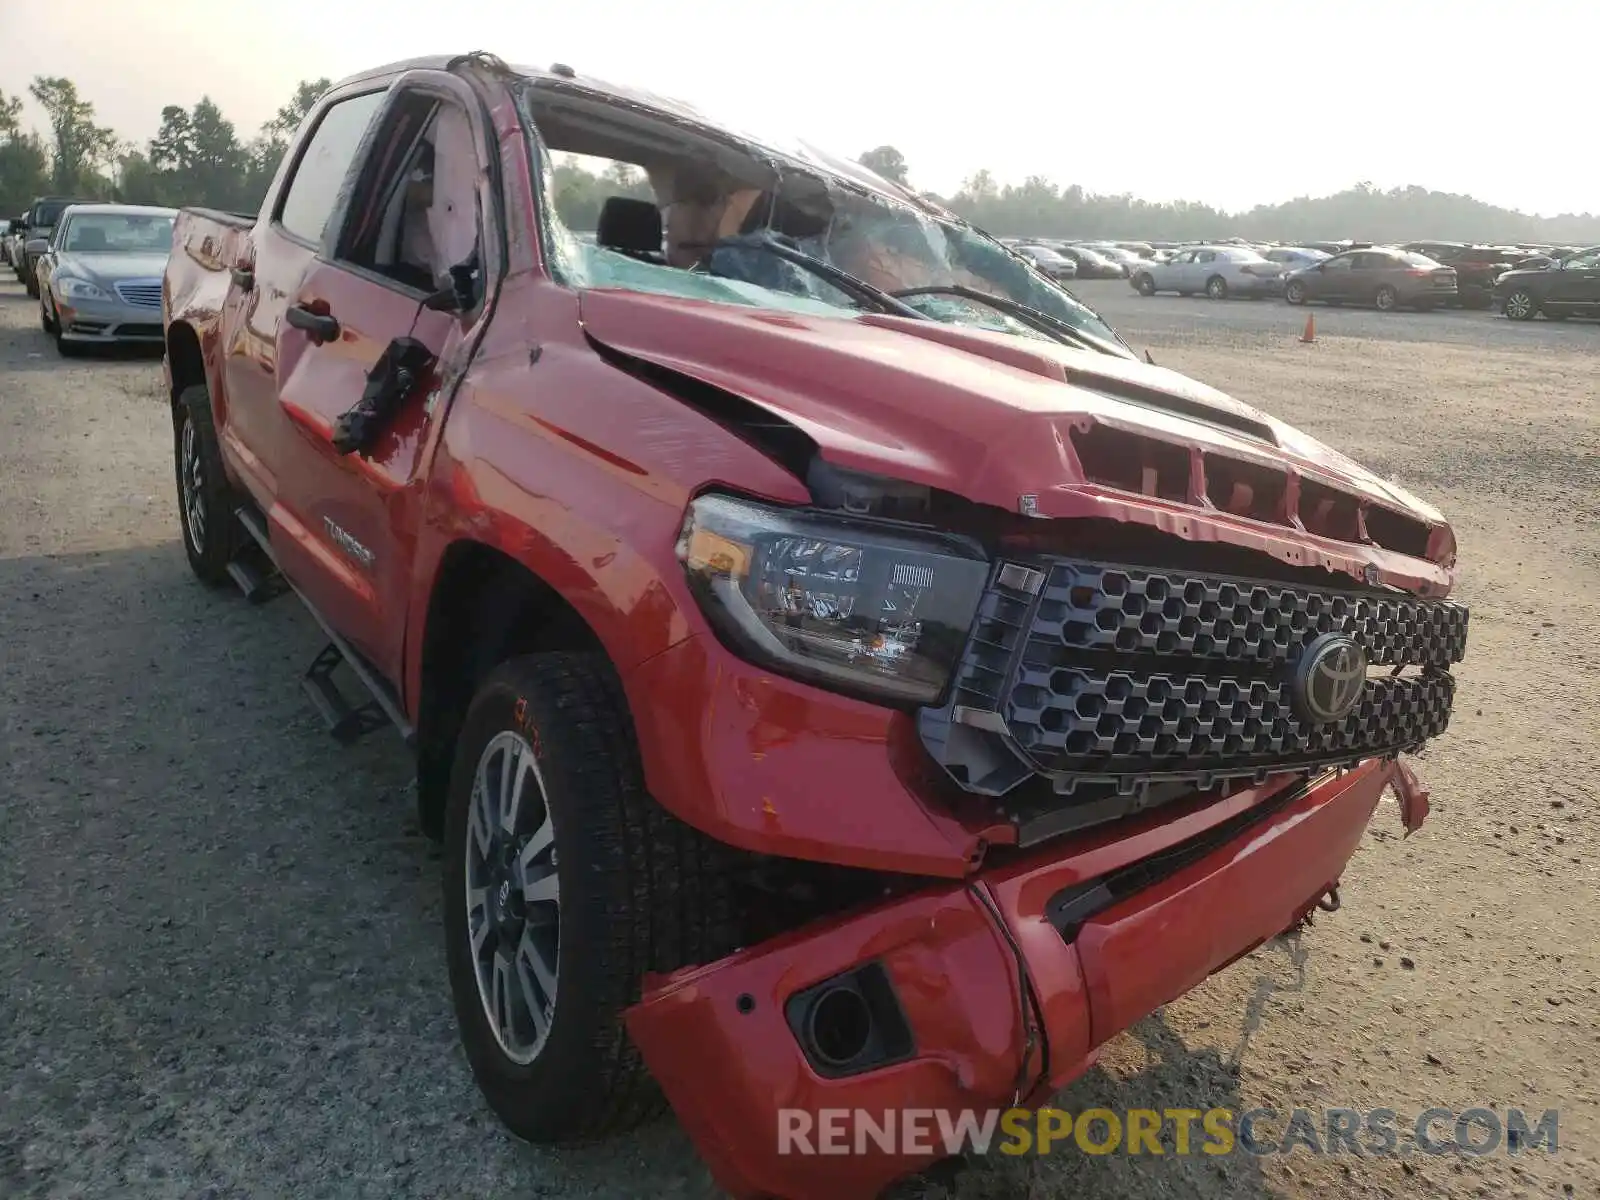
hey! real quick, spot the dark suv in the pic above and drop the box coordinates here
[16,195,100,297]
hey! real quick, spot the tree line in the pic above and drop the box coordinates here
[0,77,330,218]
[858,145,1600,246]
[3,81,1594,246]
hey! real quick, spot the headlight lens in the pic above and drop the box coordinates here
[676,493,990,704]
[57,277,107,300]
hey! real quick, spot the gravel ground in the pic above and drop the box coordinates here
[1,277,1596,1200]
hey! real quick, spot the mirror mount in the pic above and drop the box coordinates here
[421,258,481,314]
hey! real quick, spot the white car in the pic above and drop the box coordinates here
[1129,245,1288,299]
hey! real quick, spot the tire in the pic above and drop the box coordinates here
[443,653,737,1143]
[1374,285,1398,312]
[1285,280,1307,305]
[174,383,242,584]
[1134,273,1155,296]
[1503,290,1538,321]
[24,272,38,299]
[54,329,82,358]
[40,295,55,334]
[1205,275,1229,300]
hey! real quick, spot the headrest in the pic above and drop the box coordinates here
[596,196,662,257]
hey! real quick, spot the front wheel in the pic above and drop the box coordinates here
[1205,275,1229,300]
[444,653,737,1143]
[1503,290,1538,321]
[1285,280,1307,305]
[1374,285,1398,312]
[1134,273,1155,296]
[40,294,56,334]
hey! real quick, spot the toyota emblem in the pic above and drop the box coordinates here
[1293,632,1368,724]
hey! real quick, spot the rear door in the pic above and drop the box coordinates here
[220,88,389,499]
[1347,252,1392,302]
[268,72,498,681]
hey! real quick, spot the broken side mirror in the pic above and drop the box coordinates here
[422,259,481,314]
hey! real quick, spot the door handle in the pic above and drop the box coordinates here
[286,303,340,345]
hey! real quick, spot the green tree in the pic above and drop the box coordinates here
[241,77,332,210]
[858,145,909,185]
[146,97,248,208]
[28,76,116,194]
[0,89,48,213]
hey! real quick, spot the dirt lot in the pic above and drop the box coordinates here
[1,278,1596,1200]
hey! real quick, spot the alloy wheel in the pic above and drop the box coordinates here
[181,418,207,554]
[1504,291,1535,320]
[466,729,561,1065]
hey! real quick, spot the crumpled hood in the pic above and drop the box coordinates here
[579,289,1446,533]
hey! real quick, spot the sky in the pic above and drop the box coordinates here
[1,0,1588,216]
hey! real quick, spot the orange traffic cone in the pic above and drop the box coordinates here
[1300,314,1316,343]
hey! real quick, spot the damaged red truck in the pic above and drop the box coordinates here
[161,53,1467,1200]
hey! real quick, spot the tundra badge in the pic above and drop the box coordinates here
[323,517,374,568]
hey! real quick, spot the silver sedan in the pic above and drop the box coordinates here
[1129,245,1288,299]
[36,203,176,355]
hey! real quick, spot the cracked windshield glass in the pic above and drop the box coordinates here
[522,81,1127,355]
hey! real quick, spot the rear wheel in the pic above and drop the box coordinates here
[1205,275,1229,300]
[174,383,242,584]
[1374,286,1398,311]
[1503,290,1538,320]
[444,653,737,1143]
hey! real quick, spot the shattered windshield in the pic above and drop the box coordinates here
[516,80,1130,356]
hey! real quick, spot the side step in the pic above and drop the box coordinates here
[226,541,289,604]
[233,506,416,747]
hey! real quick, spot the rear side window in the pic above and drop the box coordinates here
[277,91,386,245]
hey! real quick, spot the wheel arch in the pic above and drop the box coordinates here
[165,321,207,415]
[413,538,616,838]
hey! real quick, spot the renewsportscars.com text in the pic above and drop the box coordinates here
[777,1106,1559,1158]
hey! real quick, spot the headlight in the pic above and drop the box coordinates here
[676,493,990,704]
[56,277,108,301]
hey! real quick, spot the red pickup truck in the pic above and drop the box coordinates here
[162,52,1466,1200]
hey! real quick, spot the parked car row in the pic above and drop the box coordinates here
[1001,231,1598,321]
[6,197,177,355]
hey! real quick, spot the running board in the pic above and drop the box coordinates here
[234,506,416,747]
[226,545,289,604]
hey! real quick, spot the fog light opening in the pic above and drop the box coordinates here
[806,985,874,1069]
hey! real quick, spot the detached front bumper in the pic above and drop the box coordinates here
[626,759,1411,1200]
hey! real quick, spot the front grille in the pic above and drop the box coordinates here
[114,280,162,307]
[918,557,1468,807]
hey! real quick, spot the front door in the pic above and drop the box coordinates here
[1546,247,1600,313]
[268,77,493,682]
[1315,254,1354,301]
